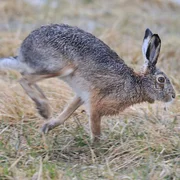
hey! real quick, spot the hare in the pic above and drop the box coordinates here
[0,24,175,141]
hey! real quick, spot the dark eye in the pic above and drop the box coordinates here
[157,76,165,83]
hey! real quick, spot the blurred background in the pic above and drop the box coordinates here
[0,0,180,179]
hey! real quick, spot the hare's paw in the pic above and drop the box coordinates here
[36,101,51,119]
[41,121,55,134]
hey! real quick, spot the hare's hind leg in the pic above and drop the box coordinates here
[19,77,51,119]
[19,64,76,119]
[41,96,83,133]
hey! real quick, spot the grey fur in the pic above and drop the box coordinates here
[0,24,176,140]
[20,24,140,102]
[19,24,174,103]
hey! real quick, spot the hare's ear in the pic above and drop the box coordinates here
[142,29,161,73]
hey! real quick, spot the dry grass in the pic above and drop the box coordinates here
[0,0,180,179]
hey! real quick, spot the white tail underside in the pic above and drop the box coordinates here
[0,57,29,73]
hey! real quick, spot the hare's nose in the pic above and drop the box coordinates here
[172,93,176,99]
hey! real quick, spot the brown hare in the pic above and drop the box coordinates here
[0,24,175,141]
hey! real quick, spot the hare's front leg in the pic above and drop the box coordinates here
[41,96,83,133]
[90,111,101,142]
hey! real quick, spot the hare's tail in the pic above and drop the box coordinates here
[0,56,24,72]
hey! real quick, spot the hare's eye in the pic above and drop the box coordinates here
[157,76,165,83]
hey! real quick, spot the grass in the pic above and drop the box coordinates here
[0,0,180,179]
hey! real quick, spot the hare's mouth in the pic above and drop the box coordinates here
[163,96,174,103]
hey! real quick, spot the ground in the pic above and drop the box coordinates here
[0,0,180,179]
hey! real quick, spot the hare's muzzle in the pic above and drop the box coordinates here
[165,91,176,102]
[171,93,176,99]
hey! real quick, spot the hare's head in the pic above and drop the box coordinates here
[141,29,175,103]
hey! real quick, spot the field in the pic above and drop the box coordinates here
[0,0,180,179]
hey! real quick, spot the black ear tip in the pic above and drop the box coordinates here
[153,34,161,43]
[144,28,153,39]
[145,28,151,32]
[150,34,161,48]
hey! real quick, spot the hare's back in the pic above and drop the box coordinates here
[19,24,124,74]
